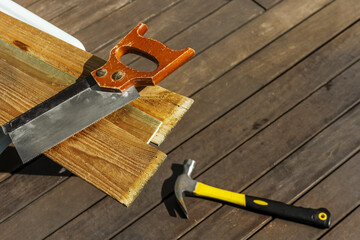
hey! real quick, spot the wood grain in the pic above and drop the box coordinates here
[0,12,194,206]
[95,0,233,59]
[0,12,192,145]
[47,120,166,205]
[322,206,360,240]
[73,0,182,52]
[13,0,39,8]
[47,0,358,238]
[251,153,360,239]
[0,37,167,205]
[122,0,263,70]
[159,0,333,96]
[254,0,282,9]
[0,156,70,223]
[4,0,358,239]
[159,0,360,152]
[32,0,131,35]
[115,59,360,239]
[0,177,105,240]
[180,66,360,239]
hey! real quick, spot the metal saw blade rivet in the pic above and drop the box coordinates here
[112,71,123,81]
[96,68,107,77]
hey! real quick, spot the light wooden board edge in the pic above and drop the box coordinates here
[133,87,194,145]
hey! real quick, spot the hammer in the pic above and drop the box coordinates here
[175,159,331,228]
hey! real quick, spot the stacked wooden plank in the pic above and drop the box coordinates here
[1,0,359,239]
[0,8,193,210]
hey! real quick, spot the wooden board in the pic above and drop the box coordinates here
[181,101,360,239]
[127,0,263,71]
[27,0,130,35]
[159,0,332,96]
[47,1,360,238]
[73,0,183,52]
[0,13,193,206]
[322,206,360,240]
[254,0,282,9]
[95,0,235,59]
[113,57,360,239]
[4,0,359,239]
[251,153,360,239]
[159,0,360,152]
[0,12,193,145]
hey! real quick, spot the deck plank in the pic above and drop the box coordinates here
[322,206,360,240]
[94,0,239,59]
[0,157,70,223]
[44,0,131,35]
[254,0,282,9]
[127,0,263,70]
[3,0,359,238]
[73,0,183,52]
[158,0,333,96]
[114,61,360,239]
[48,14,360,240]
[159,0,360,153]
[0,177,105,240]
[182,100,360,239]
[251,153,360,240]
[20,0,81,22]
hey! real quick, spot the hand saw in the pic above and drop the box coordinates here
[0,23,195,163]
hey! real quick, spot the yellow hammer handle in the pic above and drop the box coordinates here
[193,182,331,228]
[194,182,246,207]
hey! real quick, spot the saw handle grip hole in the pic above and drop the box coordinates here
[119,51,159,73]
[95,68,107,77]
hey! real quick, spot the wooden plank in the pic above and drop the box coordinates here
[0,1,262,230]
[0,156,70,223]
[113,62,360,239]
[13,0,39,7]
[0,13,176,207]
[158,0,333,96]
[251,153,360,239]
[159,0,360,153]
[254,0,282,9]
[47,120,166,205]
[48,23,360,239]
[131,87,193,145]
[0,38,160,143]
[0,38,167,205]
[0,12,193,146]
[43,0,132,35]
[181,105,360,239]
[74,0,182,52]
[0,177,105,240]
[94,0,237,59]
[22,0,80,22]
[322,207,360,240]
[103,0,263,64]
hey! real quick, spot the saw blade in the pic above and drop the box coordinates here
[2,76,139,163]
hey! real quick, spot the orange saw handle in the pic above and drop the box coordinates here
[91,23,195,92]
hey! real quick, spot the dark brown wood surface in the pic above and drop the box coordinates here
[1,0,359,239]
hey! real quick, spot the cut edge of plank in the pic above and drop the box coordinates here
[152,96,194,145]
[123,150,167,206]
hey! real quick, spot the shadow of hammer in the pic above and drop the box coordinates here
[174,159,331,228]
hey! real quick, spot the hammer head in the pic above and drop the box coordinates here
[174,159,197,218]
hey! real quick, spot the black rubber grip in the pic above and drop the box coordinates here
[245,196,331,228]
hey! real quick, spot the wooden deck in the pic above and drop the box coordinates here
[1,0,359,239]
